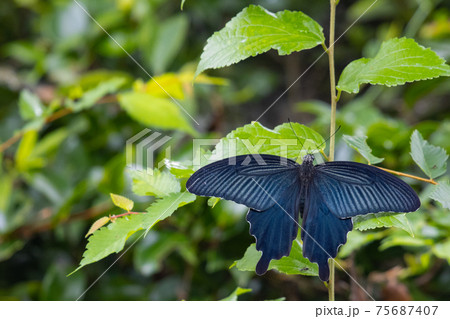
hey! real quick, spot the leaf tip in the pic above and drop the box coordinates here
[110,193,134,211]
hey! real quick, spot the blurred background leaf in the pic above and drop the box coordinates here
[0,0,449,301]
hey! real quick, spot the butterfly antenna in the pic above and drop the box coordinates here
[288,118,306,162]
[316,125,342,154]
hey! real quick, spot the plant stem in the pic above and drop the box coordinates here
[373,166,438,185]
[327,0,338,302]
[329,259,335,300]
[0,133,23,154]
[110,211,142,220]
[328,0,337,163]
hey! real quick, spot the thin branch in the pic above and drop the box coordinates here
[6,202,112,240]
[0,94,118,154]
[44,108,72,123]
[110,211,142,220]
[0,133,23,153]
[373,166,438,185]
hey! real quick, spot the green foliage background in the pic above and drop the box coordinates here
[0,0,449,300]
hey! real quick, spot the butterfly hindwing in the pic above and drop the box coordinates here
[301,184,353,281]
[187,154,300,211]
[247,180,302,275]
[313,162,420,218]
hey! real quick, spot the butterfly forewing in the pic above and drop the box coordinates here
[313,162,420,218]
[186,154,301,211]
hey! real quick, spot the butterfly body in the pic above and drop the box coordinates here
[299,154,315,182]
[186,154,420,281]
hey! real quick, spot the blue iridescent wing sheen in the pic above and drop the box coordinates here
[247,179,302,275]
[301,184,353,281]
[186,154,301,211]
[313,161,420,218]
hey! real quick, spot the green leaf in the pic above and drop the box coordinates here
[150,15,188,74]
[342,134,384,164]
[380,235,432,251]
[0,240,25,262]
[134,232,196,276]
[85,216,111,238]
[430,207,450,228]
[353,212,414,236]
[118,92,195,135]
[164,160,195,178]
[429,182,450,209]
[208,122,325,165]
[61,70,131,95]
[16,130,37,170]
[110,193,134,211]
[41,263,87,301]
[32,128,70,158]
[410,130,448,179]
[129,169,181,198]
[18,89,44,120]
[403,252,432,277]
[296,100,331,128]
[338,230,385,259]
[337,38,450,94]
[180,0,186,10]
[207,197,220,208]
[433,239,450,263]
[0,169,13,213]
[15,128,70,172]
[196,5,325,76]
[142,192,196,236]
[234,239,318,277]
[68,78,126,111]
[220,287,252,301]
[22,117,46,132]
[70,192,196,274]
[15,130,44,171]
